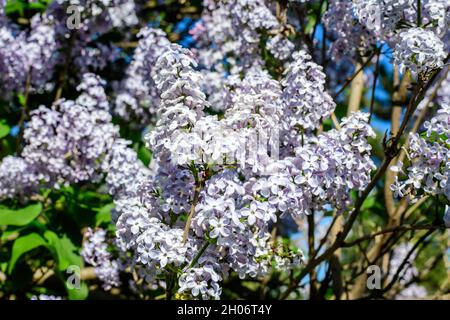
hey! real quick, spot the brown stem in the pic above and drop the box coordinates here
[342,223,442,248]
[182,179,202,243]
[368,48,381,122]
[333,52,376,99]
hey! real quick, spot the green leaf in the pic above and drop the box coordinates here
[8,233,48,274]
[361,195,376,211]
[17,94,26,106]
[44,231,88,300]
[0,120,9,139]
[96,203,114,227]
[0,203,42,226]
[67,281,88,300]
[28,2,47,10]
[138,145,152,166]
[5,0,26,16]
[44,231,82,271]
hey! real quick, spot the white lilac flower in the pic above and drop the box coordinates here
[394,28,446,78]
[281,50,336,131]
[391,103,449,202]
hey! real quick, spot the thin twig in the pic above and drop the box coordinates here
[342,223,443,248]
[368,48,381,123]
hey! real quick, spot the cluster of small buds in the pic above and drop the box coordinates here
[81,228,121,291]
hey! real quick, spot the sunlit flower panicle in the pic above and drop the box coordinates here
[145,44,208,159]
[281,50,336,131]
[394,28,446,78]
[178,266,222,300]
[391,103,449,202]
[31,294,63,300]
[103,139,151,198]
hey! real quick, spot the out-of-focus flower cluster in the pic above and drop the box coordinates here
[0,0,138,98]
[322,0,449,78]
[81,228,121,290]
[388,243,427,299]
[0,73,120,198]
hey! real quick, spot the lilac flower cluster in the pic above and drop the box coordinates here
[0,13,59,98]
[352,0,449,78]
[394,28,446,78]
[0,73,120,199]
[323,1,376,62]
[22,73,119,186]
[0,0,140,99]
[108,43,377,299]
[391,103,449,203]
[281,50,336,131]
[81,228,121,290]
[114,27,171,124]
[185,0,298,114]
